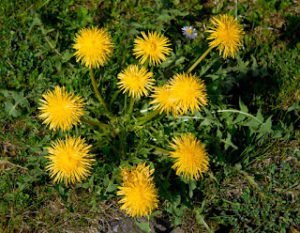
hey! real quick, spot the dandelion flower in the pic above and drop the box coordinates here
[169,73,207,115]
[46,137,94,185]
[182,26,198,39]
[151,85,178,115]
[169,134,209,180]
[39,86,84,131]
[207,14,244,58]
[117,163,159,217]
[133,31,171,66]
[151,73,207,116]
[73,27,113,68]
[117,65,154,99]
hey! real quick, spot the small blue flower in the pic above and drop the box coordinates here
[181,26,198,39]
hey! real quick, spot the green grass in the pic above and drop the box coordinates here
[0,0,299,232]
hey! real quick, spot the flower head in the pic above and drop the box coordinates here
[46,137,94,185]
[39,86,84,131]
[151,73,207,116]
[117,163,159,217]
[73,27,113,68]
[133,31,171,66]
[151,85,178,115]
[117,65,154,99]
[169,134,209,180]
[182,26,198,39]
[169,73,207,115]
[207,15,244,58]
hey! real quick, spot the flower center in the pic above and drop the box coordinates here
[149,41,157,51]
[60,150,80,173]
[186,28,193,35]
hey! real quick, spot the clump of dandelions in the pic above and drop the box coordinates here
[169,134,209,180]
[38,86,84,131]
[207,14,244,58]
[46,137,94,185]
[151,73,207,116]
[133,31,172,66]
[73,27,114,68]
[182,26,198,39]
[117,163,159,217]
[117,65,154,99]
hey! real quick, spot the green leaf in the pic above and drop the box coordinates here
[222,132,238,150]
[239,99,249,113]
[105,182,118,193]
[232,113,246,124]
[62,50,74,63]
[135,220,151,233]
[258,116,272,138]
[256,109,264,122]
[1,91,29,117]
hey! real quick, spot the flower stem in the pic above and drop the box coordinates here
[215,109,263,124]
[179,109,263,124]
[89,68,113,119]
[110,90,121,106]
[136,109,160,126]
[123,94,128,114]
[187,47,213,73]
[127,97,135,115]
[150,145,170,155]
[81,117,110,130]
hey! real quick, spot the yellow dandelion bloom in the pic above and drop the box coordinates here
[46,137,94,185]
[117,65,154,99]
[133,31,171,66]
[151,85,178,115]
[73,27,113,68]
[169,134,209,180]
[117,163,159,217]
[39,86,84,131]
[207,15,244,58]
[169,73,207,115]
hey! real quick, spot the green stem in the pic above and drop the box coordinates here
[166,168,172,180]
[136,109,160,125]
[187,47,213,73]
[216,109,263,124]
[81,117,109,130]
[150,145,170,155]
[188,180,197,198]
[147,216,151,233]
[89,68,113,119]
[123,94,128,114]
[179,109,263,124]
[127,97,135,115]
[110,90,121,105]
